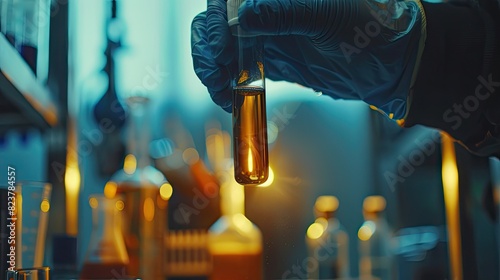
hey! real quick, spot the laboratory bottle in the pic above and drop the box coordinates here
[93,0,127,130]
[207,170,264,280]
[79,195,130,279]
[86,0,127,177]
[358,195,395,280]
[227,0,269,185]
[306,195,350,279]
[108,95,170,280]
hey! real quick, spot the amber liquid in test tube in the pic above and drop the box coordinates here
[229,0,269,185]
[233,86,268,185]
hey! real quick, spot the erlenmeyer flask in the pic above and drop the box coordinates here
[80,195,130,279]
[108,95,170,280]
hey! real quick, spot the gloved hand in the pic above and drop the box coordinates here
[191,0,424,117]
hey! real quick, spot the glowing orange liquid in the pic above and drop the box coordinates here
[233,87,269,185]
[210,252,263,280]
[116,183,166,280]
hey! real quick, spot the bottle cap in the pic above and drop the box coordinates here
[363,195,386,213]
[314,196,339,213]
[227,0,244,27]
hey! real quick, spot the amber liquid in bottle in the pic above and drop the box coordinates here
[116,182,167,280]
[79,195,131,280]
[233,86,268,185]
[210,251,263,280]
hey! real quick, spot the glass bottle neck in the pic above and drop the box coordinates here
[220,182,245,216]
[107,53,116,95]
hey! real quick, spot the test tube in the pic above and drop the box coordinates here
[227,0,269,185]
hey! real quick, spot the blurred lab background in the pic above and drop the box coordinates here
[0,0,499,279]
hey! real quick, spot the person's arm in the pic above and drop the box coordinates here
[191,0,425,119]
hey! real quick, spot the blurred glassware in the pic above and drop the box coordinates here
[6,267,50,280]
[107,95,169,280]
[90,0,127,177]
[306,195,350,279]
[207,168,263,280]
[15,181,52,269]
[392,226,440,262]
[79,195,130,279]
[92,0,126,130]
[0,182,52,277]
[358,195,396,280]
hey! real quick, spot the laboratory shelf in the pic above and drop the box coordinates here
[0,33,58,131]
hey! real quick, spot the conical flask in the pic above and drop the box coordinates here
[208,168,264,280]
[108,95,171,280]
[80,195,130,279]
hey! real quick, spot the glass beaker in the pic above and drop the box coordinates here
[108,95,169,280]
[1,182,51,279]
[79,195,130,279]
[15,182,52,269]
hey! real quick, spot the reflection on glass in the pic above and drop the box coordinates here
[358,195,395,280]
[79,195,129,279]
[306,196,350,279]
[208,170,263,280]
[108,96,169,280]
[15,182,52,269]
